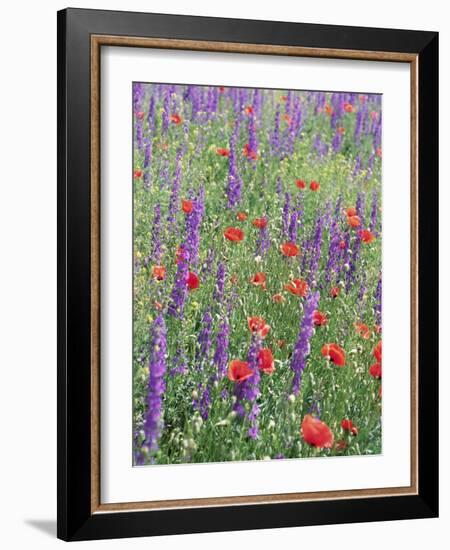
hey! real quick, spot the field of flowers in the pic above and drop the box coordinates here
[132,83,382,466]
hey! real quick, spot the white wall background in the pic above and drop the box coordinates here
[0,1,446,548]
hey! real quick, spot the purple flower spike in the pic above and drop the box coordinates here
[290,291,320,395]
[282,192,291,237]
[143,314,167,457]
[233,336,262,439]
[213,262,226,304]
[227,123,243,208]
[374,275,382,327]
[184,185,205,268]
[213,317,230,378]
[167,253,188,319]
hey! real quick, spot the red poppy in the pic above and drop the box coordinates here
[359,229,375,243]
[272,293,285,304]
[330,286,340,298]
[337,126,346,135]
[344,102,354,113]
[250,272,267,290]
[301,415,334,449]
[186,272,199,291]
[236,211,248,222]
[325,104,333,115]
[227,360,253,383]
[218,86,225,93]
[258,348,275,375]
[284,278,309,297]
[216,147,230,157]
[281,95,288,102]
[280,242,300,257]
[181,199,194,214]
[341,418,358,436]
[321,343,346,366]
[369,362,382,379]
[373,340,382,363]
[170,113,182,124]
[154,301,163,310]
[242,143,258,160]
[313,310,328,326]
[224,227,244,242]
[244,105,254,115]
[295,179,306,189]
[376,147,382,158]
[284,114,292,125]
[310,180,320,191]
[136,111,144,120]
[151,265,166,281]
[247,316,270,338]
[347,215,361,228]
[252,217,267,229]
[339,240,346,250]
[133,169,143,179]
[354,322,371,339]
[346,207,357,217]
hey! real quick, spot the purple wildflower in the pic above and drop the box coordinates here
[133,82,144,112]
[332,130,343,152]
[374,275,382,326]
[288,211,299,243]
[226,124,243,208]
[162,89,170,134]
[184,186,205,268]
[144,139,152,168]
[167,253,188,318]
[255,222,271,257]
[233,336,261,439]
[290,291,320,395]
[213,317,230,378]
[147,94,155,134]
[369,190,379,233]
[213,262,226,304]
[247,110,258,160]
[143,314,167,457]
[271,105,281,155]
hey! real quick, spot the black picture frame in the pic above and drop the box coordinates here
[57,7,438,541]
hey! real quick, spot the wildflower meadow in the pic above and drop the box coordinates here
[132,83,382,466]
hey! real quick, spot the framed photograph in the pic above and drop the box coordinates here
[57,8,438,541]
